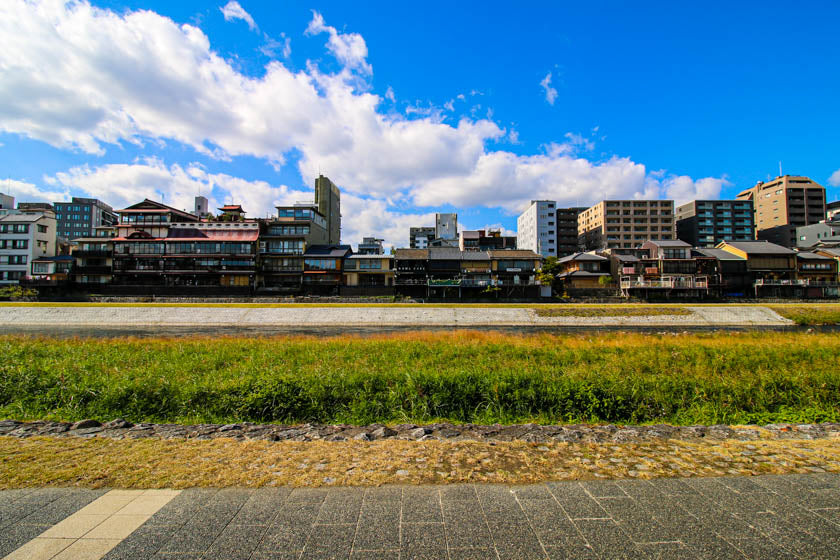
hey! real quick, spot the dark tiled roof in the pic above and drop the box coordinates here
[558,252,607,263]
[487,250,541,259]
[304,245,353,258]
[796,251,832,260]
[722,241,796,255]
[394,249,429,259]
[694,248,746,261]
[428,247,463,260]
[646,239,691,247]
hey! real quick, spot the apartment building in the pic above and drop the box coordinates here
[72,226,116,285]
[259,204,329,291]
[736,175,826,247]
[827,200,840,221]
[409,227,435,249]
[516,200,557,257]
[675,200,755,247]
[556,207,586,256]
[578,200,674,250]
[53,197,117,240]
[343,254,394,287]
[302,244,352,293]
[435,213,458,240]
[357,237,384,255]
[0,208,56,284]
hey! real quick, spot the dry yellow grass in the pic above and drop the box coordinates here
[1,436,837,488]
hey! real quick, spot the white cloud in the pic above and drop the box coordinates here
[0,179,69,204]
[540,72,558,105]
[0,1,729,241]
[828,168,840,187]
[45,159,310,218]
[384,86,395,102]
[443,99,454,111]
[662,176,731,206]
[305,11,372,74]
[261,33,291,59]
[220,1,256,31]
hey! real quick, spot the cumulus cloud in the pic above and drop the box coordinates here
[662,176,731,206]
[305,11,372,74]
[45,159,310,219]
[261,33,291,59]
[0,179,69,204]
[220,1,256,31]
[829,168,840,187]
[540,72,558,105]
[0,1,730,242]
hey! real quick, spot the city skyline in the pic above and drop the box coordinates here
[1,0,839,249]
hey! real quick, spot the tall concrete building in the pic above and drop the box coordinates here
[736,175,826,247]
[53,197,117,240]
[556,207,586,257]
[409,227,435,249]
[516,200,557,257]
[194,196,210,219]
[675,200,755,247]
[435,213,458,240]
[314,175,341,244]
[578,200,674,250]
[0,206,56,284]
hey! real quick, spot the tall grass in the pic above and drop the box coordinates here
[1,331,838,426]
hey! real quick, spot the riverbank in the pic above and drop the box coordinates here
[3,331,839,426]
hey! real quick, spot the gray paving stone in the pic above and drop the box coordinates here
[649,478,701,496]
[400,522,447,559]
[615,480,663,499]
[545,542,598,560]
[438,485,476,501]
[580,480,627,498]
[442,500,493,550]
[363,486,402,503]
[447,548,498,560]
[145,489,219,526]
[353,501,400,551]
[510,484,553,500]
[229,488,290,526]
[201,523,268,560]
[0,522,49,558]
[103,523,181,560]
[730,538,798,560]
[350,551,399,560]
[572,519,647,560]
[486,521,546,560]
[402,488,441,523]
[546,482,608,520]
[641,542,699,560]
[315,492,363,525]
[17,488,107,526]
[515,498,579,545]
[299,523,356,559]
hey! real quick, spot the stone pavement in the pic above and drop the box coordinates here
[2,474,840,559]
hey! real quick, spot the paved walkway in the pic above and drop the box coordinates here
[2,474,839,559]
[0,305,791,327]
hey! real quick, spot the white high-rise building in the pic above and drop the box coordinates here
[516,200,556,258]
[0,207,57,284]
[435,213,458,240]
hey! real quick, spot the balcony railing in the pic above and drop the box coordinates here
[621,276,709,289]
[74,249,111,258]
[753,279,838,286]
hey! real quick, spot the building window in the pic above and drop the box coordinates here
[37,225,48,233]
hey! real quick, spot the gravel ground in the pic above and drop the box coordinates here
[0,305,792,327]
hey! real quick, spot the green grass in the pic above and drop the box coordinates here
[768,304,840,325]
[534,307,692,317]
[2,331,839,427]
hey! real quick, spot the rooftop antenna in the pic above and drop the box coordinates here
[779,161,783,177]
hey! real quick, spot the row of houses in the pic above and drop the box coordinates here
[554,239,840,299]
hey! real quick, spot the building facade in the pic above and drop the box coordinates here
[556,207,586,257]
[736,175,826,247]
[435,213,458,241]
[459,229,516,251]
[357,237,384,255]
[259,204,329,291]
[314,175,341,244]
[579,200,675,250]
[516,200,557,257]
[409,227,435,249]
[675,200,755,247]
[0,209,57,284]
[53,197,117,240]
[795,221,840,248]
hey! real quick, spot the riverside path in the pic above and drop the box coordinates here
[2,474,840,559]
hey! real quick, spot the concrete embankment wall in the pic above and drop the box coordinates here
[0,305,792,327]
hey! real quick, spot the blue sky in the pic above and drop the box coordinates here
[1,0,838,248]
